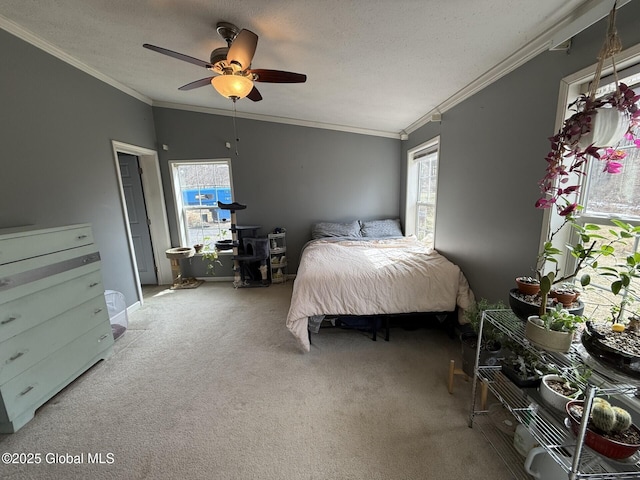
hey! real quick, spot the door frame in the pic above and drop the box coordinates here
[111,141,173,302]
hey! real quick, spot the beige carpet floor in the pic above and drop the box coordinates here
[0,282,513,479]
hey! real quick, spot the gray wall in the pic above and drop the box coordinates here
[0,28,157,306]
[402,0,640,303]
[152,107,401,276]
[3,0,640,308]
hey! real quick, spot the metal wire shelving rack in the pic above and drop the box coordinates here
[468,309,640,479]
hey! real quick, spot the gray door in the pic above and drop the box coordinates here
[118,153,157,285]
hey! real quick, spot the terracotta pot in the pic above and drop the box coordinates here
[566,400,640,459]
[554,292,577,307]
[525,316,572,353]
[515,277,540,296]
[509,289,585,321]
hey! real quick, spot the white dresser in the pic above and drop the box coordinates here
[0,224,114,433]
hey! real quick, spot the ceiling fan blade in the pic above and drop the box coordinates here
[179,77,215,91]
[249,69,307,83]
[143,44,212,69]
[246,86,263,102]
[227,29,258,70]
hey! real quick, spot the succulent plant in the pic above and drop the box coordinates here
[591,401,617,432]
[612,406,633,433]
[590,399,633,433]
[593,397,611,408]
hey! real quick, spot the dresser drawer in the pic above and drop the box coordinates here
[0,268,104,343]
[0,263,104,342]
[0,244,101,305]
[0,294,110,385]
[0,224,93,265]
[0,320,113,425]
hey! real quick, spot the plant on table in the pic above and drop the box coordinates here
[197,235,222,275]
[500,339,548,386]
[567,397,640,459]
[581,244,640,361]
[525,304,585,353]
[463,298,506,351]
[460,299,506,376]
[540,361,592,403]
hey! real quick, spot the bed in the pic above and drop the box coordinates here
[286,219,475,352]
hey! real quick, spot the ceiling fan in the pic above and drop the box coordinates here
[143,22,307,102]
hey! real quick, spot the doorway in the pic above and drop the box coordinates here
[118,153,157,285]
[112,141,173,304]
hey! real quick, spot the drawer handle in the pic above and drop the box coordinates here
[1,315,18,325]
[82,254,98,264]
[0,279,11,288]
[9,352,24,362]
[99,333,110,342]
[89,282,100,288]
[20,386,34,396]
[94,308,103,314]
[77,234,88,239]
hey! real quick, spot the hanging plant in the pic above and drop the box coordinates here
[530,2,640,317]
[536,2,640,216]
[536,84,640,215]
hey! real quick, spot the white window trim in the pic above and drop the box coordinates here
[168,158,234,250]
[405,136,440,240]
[542,43,640,279]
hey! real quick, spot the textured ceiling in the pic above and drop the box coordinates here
[0,0,595,136]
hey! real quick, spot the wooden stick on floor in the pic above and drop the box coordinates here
[447,359,469,394]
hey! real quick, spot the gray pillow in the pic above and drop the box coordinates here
[312,221,362,239]
[360,219,403,237]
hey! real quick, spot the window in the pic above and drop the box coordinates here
[560,67,640,321]
[169,159,234,252]
[406,138,439,247]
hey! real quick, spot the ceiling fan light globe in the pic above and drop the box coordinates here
[211,74,253,99]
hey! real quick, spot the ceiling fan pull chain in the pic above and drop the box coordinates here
[232,98,240,156]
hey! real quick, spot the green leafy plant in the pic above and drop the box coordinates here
[575,221,640,323]
[200,236,222,275]
[463,298,506,350]
[536,304,585,333]
[533,219,640,317]
[501,339,550,379]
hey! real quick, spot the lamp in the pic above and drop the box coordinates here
[211,74,254,99]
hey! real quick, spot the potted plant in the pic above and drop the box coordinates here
[525,304,585,353]
[550,282,580,307]
[460,298,506,377]
[500,341,547,388]
[566,398,640,459]
[540,374,581,411]
[190,236,223,275]
[515,276,540,296]
[580,240,640,378]
[538,363,591,412]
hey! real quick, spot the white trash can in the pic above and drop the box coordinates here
[104,290,128,340]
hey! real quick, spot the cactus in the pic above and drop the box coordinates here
[592,397,611,408]
[591,402,616,432]
[612,406,633,432]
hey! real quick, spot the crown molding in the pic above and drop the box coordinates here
[1,13,398,139]
[0,14,153,106]
[152,101,401,139]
